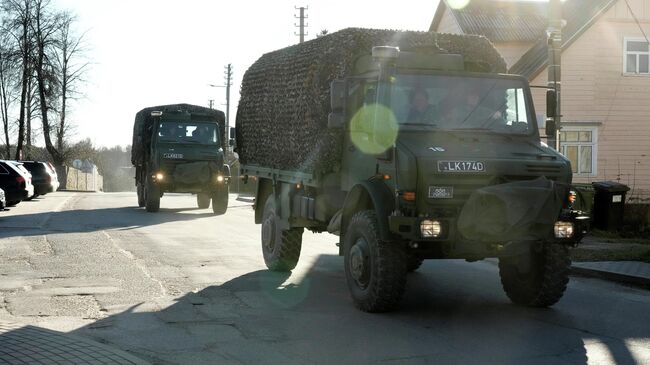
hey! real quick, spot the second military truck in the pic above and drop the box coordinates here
[235,28,588,312]
[131,103,230,214]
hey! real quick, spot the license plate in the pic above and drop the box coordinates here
[438,160,485,173]
[429,186,453,199]
[163,153,184,159]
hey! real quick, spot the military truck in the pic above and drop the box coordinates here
[234,29,588,312]
[131,103,230,214]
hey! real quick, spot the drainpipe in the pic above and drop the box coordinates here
[547,0,562,151]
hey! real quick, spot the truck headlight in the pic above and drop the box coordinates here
[216,175,224,183]
[155,173,164,181]
[420,219,442,238]
[554,221,574,238]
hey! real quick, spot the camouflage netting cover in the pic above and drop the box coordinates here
[173,161,220,185]
[236,27,506,175]
[131,103,226,166]
[457,177,569,242]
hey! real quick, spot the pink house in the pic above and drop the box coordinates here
[431,0,650,202]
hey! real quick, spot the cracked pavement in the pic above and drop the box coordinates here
[1,192,649,364]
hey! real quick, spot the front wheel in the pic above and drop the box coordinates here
[197,193,211,209]
[499,243,570,307]
[343,210,407,312]
[137,184,145,207]
[211,186,228,215]
[144,178,160,213]
[261,195,302,271]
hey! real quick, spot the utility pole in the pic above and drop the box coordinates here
[294,6,308,43]
[224,64,233,134]
[208,99,214,109]
[547,0,562,151]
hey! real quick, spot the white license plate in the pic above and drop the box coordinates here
[429,186,454,199]
[163,153,184,159]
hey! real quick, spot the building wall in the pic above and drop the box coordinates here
[66,167,104,192]
[530,1,650,201]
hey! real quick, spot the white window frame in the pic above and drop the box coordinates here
[559,126,598,177]
[623,37,650,75]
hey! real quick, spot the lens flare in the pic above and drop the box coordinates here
[349,104,398,155]
[448,0,471,9]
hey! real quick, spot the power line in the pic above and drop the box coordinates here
[624,0,650,45]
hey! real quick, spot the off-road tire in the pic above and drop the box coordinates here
[197,193,211,209]
[499,243,570,307]
[261,195,302,271]
[407,256,424,272]
[137,184,145,207]
[212,186,228,215]
[343,210,407,312]
[145,178,160,213]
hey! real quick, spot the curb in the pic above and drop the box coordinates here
[570,265,650,289]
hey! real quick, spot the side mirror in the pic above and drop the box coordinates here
[546,89,557,118]
[330,80,346,112]
[328,112,345,129]
[229,127,236,139]
[545,118,556,138]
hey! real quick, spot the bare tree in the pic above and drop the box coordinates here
[2,0,34,160]
[0,26,18,159]
[51,11,87,155]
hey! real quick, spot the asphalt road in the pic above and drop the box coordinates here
[1,192,649,365]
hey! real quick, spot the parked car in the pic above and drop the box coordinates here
[0,160,35,206]
[0,187,5,210]
[21,161,60,197]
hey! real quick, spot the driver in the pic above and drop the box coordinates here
[406,88,437,124]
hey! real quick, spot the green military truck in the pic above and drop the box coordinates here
[234,29,588,312]
[131,103,230,214]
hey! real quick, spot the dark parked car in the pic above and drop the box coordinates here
[21,161,60,196]
[0,160,35,206]
[0,187,5,210]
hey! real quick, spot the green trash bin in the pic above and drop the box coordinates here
[592,181,630,231]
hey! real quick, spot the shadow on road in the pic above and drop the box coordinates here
[0,206,217,239]
[60,254,648,364]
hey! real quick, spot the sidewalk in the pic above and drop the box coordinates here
[571,261,650,287]
[570,234,650,288]
[0,321,149,365]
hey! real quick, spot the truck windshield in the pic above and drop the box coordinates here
[391,74,534,135]
[156,121,219,144]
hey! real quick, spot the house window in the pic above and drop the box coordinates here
[560,127,597,175]
[624,38,650,74]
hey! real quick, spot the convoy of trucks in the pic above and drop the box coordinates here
[130,28,588,312]
[233,28,588,312]
[131,104,230,214]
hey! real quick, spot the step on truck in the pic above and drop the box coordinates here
[131,103,230,214]
[234,28,589,312]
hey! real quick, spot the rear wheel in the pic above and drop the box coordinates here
[212,186,228,215]
[197,193,211,209]
[145,178,160,213]
[261,195,302,271]
[343,210,407,312]
[137,184,145,207]
[499,243,570,307]
[7,200,19,207]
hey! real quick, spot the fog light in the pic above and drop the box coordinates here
[554,221,574,238]
[155,173,164,181]
[216,175,224,183]
[420,219,442,238]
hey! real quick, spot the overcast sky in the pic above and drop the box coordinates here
[52,0,442,147]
